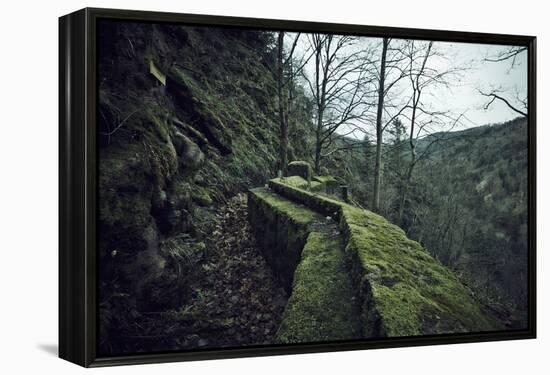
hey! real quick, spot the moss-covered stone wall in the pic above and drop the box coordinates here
[248,187,362,343]
[254,177,502,338]
[276,231,362,343]
[248,188,317,292]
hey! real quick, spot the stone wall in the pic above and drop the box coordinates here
[248,177,502,339]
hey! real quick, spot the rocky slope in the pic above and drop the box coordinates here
[97,21,314,354]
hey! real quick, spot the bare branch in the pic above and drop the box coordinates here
[479,89,528,117]
[100,110,139,137]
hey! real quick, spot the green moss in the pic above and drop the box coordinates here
[280,175,322,191]
[267,176,501,336]
[344,217,501,336]
[276,231,361,343]
[269,178,344,219]
[248,188,321,291]
[287,161,313,182]
[191,186,213,206]
[249,187,362,342]
[313,175,338,184]
[281,175,308,188]
[250,188,321,225]
[167,48,289,194]
[99,144,153,227]
[149,114,171,143]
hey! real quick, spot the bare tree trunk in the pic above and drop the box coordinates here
[277,32,288,175]
[397,161,414,226]
[306,34,364,174]
[287,53,295,160]
[372,38,389,212]
[397,94,418,226]
[314,111,323,174]
[397,41,434,228]
[313,37,323,175]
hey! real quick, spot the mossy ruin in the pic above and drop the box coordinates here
[248,188,362,342]
[342,208,501,336]
[248,176,501,339]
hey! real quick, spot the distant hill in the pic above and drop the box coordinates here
[408,117,528,328]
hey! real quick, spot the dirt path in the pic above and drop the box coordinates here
[169,193,289,349]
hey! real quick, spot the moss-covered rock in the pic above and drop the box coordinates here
[313,175,338,184]
[287,161,313,182]
[191,186,213,206]
[172,131,205,171]
[269,178,342,219]
[167,66,233,156]
[280,175,322,192]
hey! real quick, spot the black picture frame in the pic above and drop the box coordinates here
[59,7,537,368]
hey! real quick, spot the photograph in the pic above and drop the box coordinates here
[96,18,530,356]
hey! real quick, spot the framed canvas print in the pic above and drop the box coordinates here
[59,7,536,367]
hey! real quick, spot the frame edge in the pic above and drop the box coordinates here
[59,8,91,368]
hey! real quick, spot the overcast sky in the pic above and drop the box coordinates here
[288,34,527,139]
[427,41,527,126]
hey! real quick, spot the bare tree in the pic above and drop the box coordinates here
[303,34,374,174]
[276,32,306,175]
[277,32,289,174]
[396,41,466,226]
[371,38,410,212]
[480,46,528,117]
[372,38,389,212]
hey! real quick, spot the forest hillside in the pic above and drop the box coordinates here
[350,117,528,328]
[410,118,528,327]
